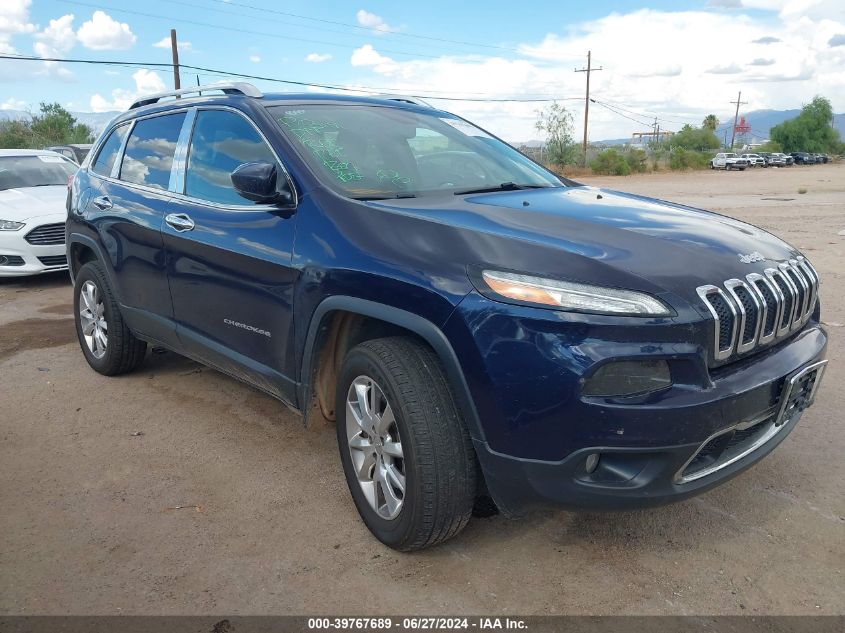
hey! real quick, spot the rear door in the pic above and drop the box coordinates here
[87,110,186,345]
[162,107,299,403]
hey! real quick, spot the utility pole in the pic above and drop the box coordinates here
[170,28,181,90]
[575,51,602,165]
[729,90,747,150]
[652,117,659,144]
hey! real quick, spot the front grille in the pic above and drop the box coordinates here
[697,256,818,363]
[24,223,65,245]
[37,255,68,267]
[0,255,26,266]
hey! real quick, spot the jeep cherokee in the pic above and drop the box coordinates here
[66,83,828,551]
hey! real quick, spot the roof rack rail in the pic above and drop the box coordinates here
[129,82,263,110]
[379,95,434,108]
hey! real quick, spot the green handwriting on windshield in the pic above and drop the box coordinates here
[278,113,363,184]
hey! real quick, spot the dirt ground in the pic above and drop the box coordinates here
[1,164,843,616]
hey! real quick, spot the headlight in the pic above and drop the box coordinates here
[0,219,25,231]
[479,270,672,316]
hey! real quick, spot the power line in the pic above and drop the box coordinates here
[0,54,581,103]
[56,0,448,61]
[197,0,532,56]
[590,99,656,128]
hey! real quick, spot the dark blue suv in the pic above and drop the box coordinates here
[66,83,828,551]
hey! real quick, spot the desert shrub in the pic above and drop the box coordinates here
[669,148,710,170]
[590,149,631,175]
[625,148,649,173]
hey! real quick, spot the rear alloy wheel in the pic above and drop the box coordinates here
[73,261,147,376]
[79,280,108,359]
[336,337,477,551]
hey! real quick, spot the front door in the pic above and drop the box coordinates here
[162,108,299,403]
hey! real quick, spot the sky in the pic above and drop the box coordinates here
[1,0,844,141]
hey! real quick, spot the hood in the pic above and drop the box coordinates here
[0,186,68,222]
[368,185,800,305]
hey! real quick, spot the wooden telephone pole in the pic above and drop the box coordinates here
[170,29,181,90]
[729,91,747,150]
[575,51,602,165]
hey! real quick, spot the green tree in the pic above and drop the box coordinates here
[770,96,841,153]
[702,114,719,131]
[671,124,721,151]
[0,119,35,149]
[0,102,93,149]
[535,102,578,167]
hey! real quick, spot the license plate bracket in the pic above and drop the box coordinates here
[775,360,828,427]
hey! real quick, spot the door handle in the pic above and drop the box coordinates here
[92,195,113,210]
[165,213,195,232]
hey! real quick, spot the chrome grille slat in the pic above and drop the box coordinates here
[697,285,737,360]
[24,223,66,246]
[724,279,761,354]
[697,257,819,363]
[746,273,777,345]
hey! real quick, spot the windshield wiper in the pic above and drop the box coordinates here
[353,192,417,200]
[453,182,552,196]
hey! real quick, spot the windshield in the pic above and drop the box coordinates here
[268,104,562,199]
[0,155,77,191]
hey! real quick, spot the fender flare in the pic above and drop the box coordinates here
[66,233,114,290]
[298,296,486,443]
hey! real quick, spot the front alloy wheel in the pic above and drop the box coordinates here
[336,337,477,551]
[345,376,406,520]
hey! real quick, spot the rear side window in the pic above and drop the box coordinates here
[185,109,278,205]
[120,112,186,190]
[91,124,129,176]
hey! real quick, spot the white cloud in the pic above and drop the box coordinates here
[306,52,332,63]
[1,97,27,110]
[355,9,400,34]
[77,11,136,50]
[350,44,399,73]
[32,13,76,79]
[90,68,165,112]
[0,0,36,54]
[337,7,845,142]
[34,14,76,57]
[153,36,192,52]
[249,54,261,63]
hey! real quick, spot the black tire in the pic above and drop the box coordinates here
[336,337,477,551]
[73,261,147,376]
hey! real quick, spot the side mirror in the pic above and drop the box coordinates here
[231,162,295,206]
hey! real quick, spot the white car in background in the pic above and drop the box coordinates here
[740,153,766,167]
[0,149,77,277]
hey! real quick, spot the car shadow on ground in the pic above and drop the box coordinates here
[0,270,71,290]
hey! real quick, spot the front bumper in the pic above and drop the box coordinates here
[474,360,826,513]
[0,216,68,277]
[445,292,828,513]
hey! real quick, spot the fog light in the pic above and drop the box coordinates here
[585,453,600,474]
[582,360,671,397]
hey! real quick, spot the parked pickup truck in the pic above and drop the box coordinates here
[67,83,828,550]
[711,153,749,170]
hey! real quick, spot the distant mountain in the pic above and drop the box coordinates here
[588,108,845,145]
[0,109,120,135]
